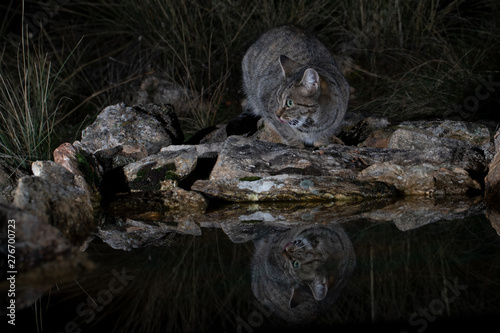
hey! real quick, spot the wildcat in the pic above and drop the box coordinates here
[242,25,350,148]
[251,224,356,323]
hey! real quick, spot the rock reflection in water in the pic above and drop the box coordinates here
[8,193,500,333]
[96,194,484,250]
[217,195,484,244]
[251,223,355,323]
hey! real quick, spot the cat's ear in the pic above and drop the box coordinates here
[279,55,301,76]
[308,278,328,301]
[300,68,320,92]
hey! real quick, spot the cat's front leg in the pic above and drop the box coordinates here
[285,137,306,149]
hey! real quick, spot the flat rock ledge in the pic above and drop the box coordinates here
[191,134,485,202]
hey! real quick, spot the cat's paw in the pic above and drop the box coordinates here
[313,135,344,147]
[286,138,306,148]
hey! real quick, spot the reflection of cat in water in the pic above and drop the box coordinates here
[251,224,355,323]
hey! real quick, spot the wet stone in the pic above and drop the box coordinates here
[105,187,208,216]
[362,195,485,231]
[397,120,491,146]
[340,116,390,146]
[13,161,96,245]
[74,103,184,170]
[191,135,488,202]
[123,148,198,192]
[53,142,103,191]
[193,175,396,202]
[98,216,203,250]
[197,195,484,244]
[0,201,73,269]
[357,162,481,196]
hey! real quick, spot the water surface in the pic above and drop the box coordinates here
[11,199,500,333]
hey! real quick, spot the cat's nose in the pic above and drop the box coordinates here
[276,108,286,122]
[282,243,293,259]
[276,107,284,118]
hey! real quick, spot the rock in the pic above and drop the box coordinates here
[198,124,229,144]
[340,116,390,146]
[120,142,223,192]
[188,110,260,145]
[100,185,208,250]
[98,187,207,250]
[75,103,184,170]
[131,74,211,121]
[388,128,490,172]
[191,136,396,202]
[397,120,491,146]
[0,160,28,202]
[357,162,480,196]
[252,118,288,145]
[0,202,94,308]
[485,129,500,203]
[197,136,356,180]
[97,193,484,249]
[97,219,177,250]
[191,135,488,202]
[389,127,472,151]
[98,215,203,250]
[123,147,198,192]
[161,142,223,159]
[105,187,208,218]
[0,201,73,268]
[340,118,491,151]
[53,142,84,176]
[193,175,396,202]
[362,196,484,231]
[92,144,149,171]
[358,128,394,148]
[14,113,491,252]
[53,142,103,189]
[13,161,96,245]
[197,196,484,243]
[251,118,345,146]
[132,75,189,106]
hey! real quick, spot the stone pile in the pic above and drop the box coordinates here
[1,102,499,256]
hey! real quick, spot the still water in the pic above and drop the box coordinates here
[10,199,500,333]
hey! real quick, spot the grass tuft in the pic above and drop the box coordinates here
[0,35,60,166]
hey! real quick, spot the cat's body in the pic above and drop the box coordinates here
[242,25,349,148]
[251,224,355,323]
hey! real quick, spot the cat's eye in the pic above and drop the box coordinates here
[285,99,294,108]
[292,260,300,268]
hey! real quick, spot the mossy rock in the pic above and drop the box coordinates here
[130,163,180,192]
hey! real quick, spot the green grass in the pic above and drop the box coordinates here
[1,0,499,167]
[0,35,65,167]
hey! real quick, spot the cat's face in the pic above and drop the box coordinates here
[281,229,338,302]
[275,56,325,135]
[251,224,355,322]
[276,81,319,130]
